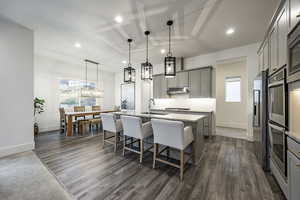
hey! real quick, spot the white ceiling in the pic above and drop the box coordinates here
[0,0,279,72]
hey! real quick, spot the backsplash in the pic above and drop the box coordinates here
[152,98,216,112]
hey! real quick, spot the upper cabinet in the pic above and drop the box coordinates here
[167,71,189,88]
[258,49,263,72]
[153,67,212,99]
[290,0,300,29]
[270,25,279,73]
[278,4,288,68]
[153,74,168,99]
[263,41,269,70]
[259,0,290,75]
[189,67,212,98]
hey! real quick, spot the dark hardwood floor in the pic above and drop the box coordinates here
[34,130,286,200]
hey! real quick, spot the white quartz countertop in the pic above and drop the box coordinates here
[151,108,214,113]
[114,111,206,123]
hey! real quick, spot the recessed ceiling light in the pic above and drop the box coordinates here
[226,28,235,35]
[74,42,81,48]
[114,15,123,23]
[160,49,166,54]
[122,60,127,64]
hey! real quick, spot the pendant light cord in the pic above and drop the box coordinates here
[85,61,88,88]
[146,34,149,63]
[128,41,131,67]
[97,64,99,89]
[168,25,171,55]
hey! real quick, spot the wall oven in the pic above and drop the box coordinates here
[268,67,287,128]
[269,122,287,178]
[287,20,300,83]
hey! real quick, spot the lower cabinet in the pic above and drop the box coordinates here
[287,138,300,200]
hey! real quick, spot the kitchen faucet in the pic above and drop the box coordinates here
[148,98,155,112]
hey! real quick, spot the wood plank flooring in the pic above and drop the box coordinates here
[34,131,286,200]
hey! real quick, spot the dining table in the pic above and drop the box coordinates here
[65,110,117,136]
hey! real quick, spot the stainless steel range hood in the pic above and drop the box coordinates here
[167,87,189,95]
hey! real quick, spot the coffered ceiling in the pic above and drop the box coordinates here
[0,0,279,72]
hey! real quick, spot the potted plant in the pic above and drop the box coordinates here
[34,97,45,135]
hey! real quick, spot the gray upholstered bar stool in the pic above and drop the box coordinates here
[151,119,194,181]
[101,113,123,152]
[121,115,153,163]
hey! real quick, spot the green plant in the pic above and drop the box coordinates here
[34,97,45,116]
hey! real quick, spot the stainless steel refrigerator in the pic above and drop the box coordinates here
[253,70,270,171]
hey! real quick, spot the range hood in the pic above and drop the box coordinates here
[167,87,189,95]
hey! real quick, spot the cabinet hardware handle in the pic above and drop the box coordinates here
[297,12,300,18]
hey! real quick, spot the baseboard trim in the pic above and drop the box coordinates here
[216,122,247,129]
[0,142,35,158]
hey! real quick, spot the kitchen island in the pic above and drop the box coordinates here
[114,111,207,165]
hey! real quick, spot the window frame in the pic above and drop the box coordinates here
[225,76,241,103]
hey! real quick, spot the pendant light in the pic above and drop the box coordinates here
[141,31,153,81]
[81,60,93,97]
[81,59,104,98]
[164,20,176,78]
[124,39,136,83]
[94,62,104,98]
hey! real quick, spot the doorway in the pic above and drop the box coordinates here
[216,58,248,139]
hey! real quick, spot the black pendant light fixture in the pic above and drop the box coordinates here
[164,20,176,78]
[141,31,153,81]
[124,39,136,83]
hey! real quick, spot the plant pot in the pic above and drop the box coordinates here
[34,123,39,135]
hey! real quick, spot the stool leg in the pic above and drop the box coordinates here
[114,132,118,152]
[180,150,184,181]
[123,135,126,156]
[153,143,157,169]
[191,142,196,165]
[103,130,106,146]
[139,139,144,163]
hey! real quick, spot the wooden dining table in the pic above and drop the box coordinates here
[65,110,117,136]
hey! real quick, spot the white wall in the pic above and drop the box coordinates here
[216,59,248,129]
[0,16,34,157]
[115,43,259,140]
[34,55,116,132]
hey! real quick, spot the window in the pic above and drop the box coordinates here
[225,77,241,102]
[59,79,98,109]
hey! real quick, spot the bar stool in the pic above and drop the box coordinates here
[151,119,194,181]
[121,115,153,163]
[101,113,123,152]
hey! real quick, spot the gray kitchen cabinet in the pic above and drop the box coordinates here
[166,76,176,88]
[189,67,212,98]
[153,75,168,99]
[258,49,263,72]
[278,3,288,68]
[269,25,278,73]
[176,72,189,87]
[290,0,300,29]
[167,71,189,88]
[263,41,269,70]
[288,150,300,200]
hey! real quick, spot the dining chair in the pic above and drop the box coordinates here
[101,113,123,152]
[92,105,101,118]
[151,119,194,181]
[74,106,85,120]
[59,107,76,134]
[121,115,153,163]
[59,108,67,133]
